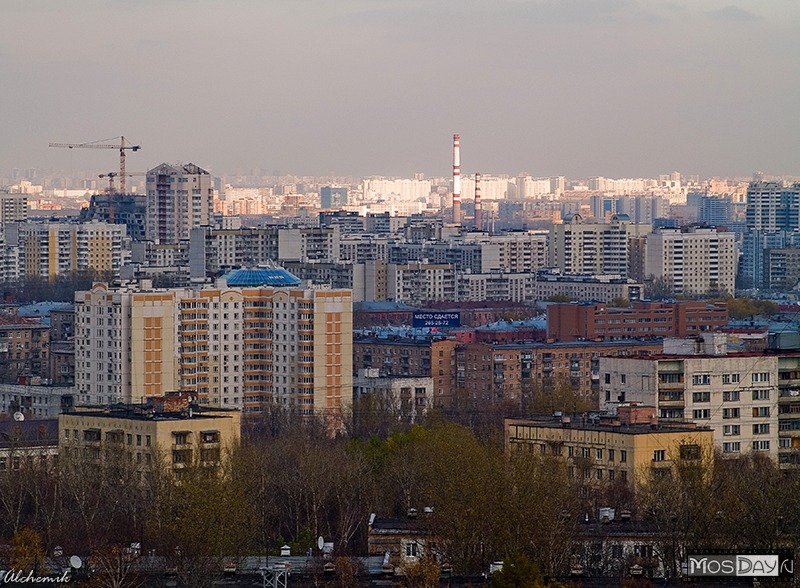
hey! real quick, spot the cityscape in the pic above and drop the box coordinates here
[4,1,800,587]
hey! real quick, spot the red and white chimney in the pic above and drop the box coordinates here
[452,134,461,225]
[474,172,482,230]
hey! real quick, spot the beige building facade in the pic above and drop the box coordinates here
[58,405,240,477]
[506,409,714,487]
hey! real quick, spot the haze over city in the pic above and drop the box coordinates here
[3,0,800,179]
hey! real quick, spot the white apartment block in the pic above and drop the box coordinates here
[387,263,455,304]
[549,214,651,277]
[277,226,340,262]
[588,177,657,193]
[74,282,191,406]
[644,226,736,296]
[516,176,554,198]
[6,221,130,279]
[353,369,433,423]
[339,235,391,263]
[599,335,780,461]
[457,272,536,303]
[146,163,214,244]
[459,176,512,201]
[361,178,431,202]
[462,232,549,274]
[534,272,643,303]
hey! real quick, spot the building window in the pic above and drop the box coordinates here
[753,407,770,418]
[596,448,603,461]
[405,542,419,558]
[693,409,710,419]
[653,450,666,462]
[723,442,741,453]
[753,423,770,435]
[620,450,627,463]
[202,431,220,444]
[723,425,740,436]
[679,445,701,460]
[608,449,615,462]
[692,374,711,386]
[723,408,740,419]
[722,391,740,402]
[752,389,770,401]
[752,440,770,452]
[752,372,770,383]
[722,373,740,384]
[692,392,710,403]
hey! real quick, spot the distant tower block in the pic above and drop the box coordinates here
[452,134,461,225]
[474,172,482,230]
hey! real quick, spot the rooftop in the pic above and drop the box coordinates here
[506,417,708,436]
[224,267,301,288]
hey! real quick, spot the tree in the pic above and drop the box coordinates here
[9,528,45,574]
[546,294,573,303]
[609,297,629,308]
[489,553,570,588]
[644,276,674,300]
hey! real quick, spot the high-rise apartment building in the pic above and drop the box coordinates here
[598,334,800,464]
[320,186,349,209]
[75,269,353,423]
[5,221,130,280]
[0,191,28,228]
[549,214,651,277]
[644,226,736,296]
[745,181,800,232]
[74,282,192,405]
[146,163,214,244]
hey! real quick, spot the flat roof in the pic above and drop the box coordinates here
[505,417,710,436]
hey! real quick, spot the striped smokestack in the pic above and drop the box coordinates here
[452,133,461,225]
[474,172,482,230]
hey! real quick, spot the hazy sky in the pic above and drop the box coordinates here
[2,0,799,179]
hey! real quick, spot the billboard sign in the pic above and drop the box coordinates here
[412,311,460,329]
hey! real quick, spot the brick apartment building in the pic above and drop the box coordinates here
[432,339,662,408]
[547,301,729,342]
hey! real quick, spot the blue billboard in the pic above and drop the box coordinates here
[412,311,461,329]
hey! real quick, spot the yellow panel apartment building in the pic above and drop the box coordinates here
[505,405,714,487]
[75,268,353,422]
[59,400,240,477]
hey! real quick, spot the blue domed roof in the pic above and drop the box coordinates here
[224,268,301,287]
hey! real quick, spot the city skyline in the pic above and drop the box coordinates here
[3,1,799,179]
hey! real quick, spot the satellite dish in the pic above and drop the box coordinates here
[70,556,82,569]
[13,412,24,422]
[317,536,324,551]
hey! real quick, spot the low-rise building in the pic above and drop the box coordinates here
[58,398,240,478]
[535,270,643,304]
[505,405,714,488]
[0,382,74,418]
[0,419,59,472]
[547,301,729,342]
[353,369,433,423]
